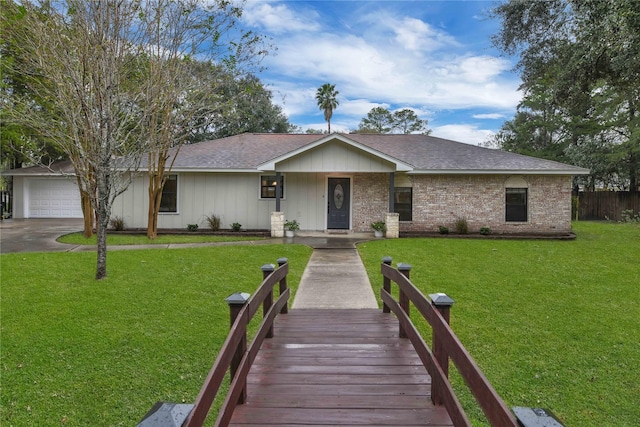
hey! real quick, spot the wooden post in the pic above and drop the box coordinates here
[382,256,392,313]
[388,172,395,212]
[277,257,289,314]
[225,292,250,404]
[275,172,281,212]
[429,292,455,406]
[261,264,275,338]
[397,263,412,338]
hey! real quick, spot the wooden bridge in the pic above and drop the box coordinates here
[138,258,564,427]
[230,308,451,426]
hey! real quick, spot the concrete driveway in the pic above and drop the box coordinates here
[0,219,84,254]
[0,220,380,254]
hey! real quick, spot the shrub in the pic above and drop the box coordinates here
[480,226,492,235]
[284,219,300,231]
[230,222,242,232]
[187,224,198,232]
[620,209,640,223]
[454,217,469,234]
[370,221,386,232]
[438,226,449,235]
[205,213,220,231]
[109,216,125,231]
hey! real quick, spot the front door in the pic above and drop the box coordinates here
[327,177,350,229]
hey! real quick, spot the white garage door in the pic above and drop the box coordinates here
[29,179,83,218]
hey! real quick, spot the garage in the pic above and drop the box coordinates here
[28,179,83,218]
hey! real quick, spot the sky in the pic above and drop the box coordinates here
[239,0,522,145]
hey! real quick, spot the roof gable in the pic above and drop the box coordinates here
[258,134,413,172]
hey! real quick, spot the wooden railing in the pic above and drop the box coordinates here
[186,258,290,427]
[137,258,290,427]
[380,257,519,427]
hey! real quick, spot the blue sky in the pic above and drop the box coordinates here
[240,0,521,144]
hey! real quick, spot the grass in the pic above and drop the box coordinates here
[2,222,638,426]
[357,222,640,427]
[0,244,312,426]
[57,232,264,245]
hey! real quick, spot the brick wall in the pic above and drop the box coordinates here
[352,173,389,232]
[402,174,573,234]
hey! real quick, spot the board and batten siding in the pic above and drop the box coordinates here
[111,172,333,231]
[275,140,395,173]
[113,173,276,230]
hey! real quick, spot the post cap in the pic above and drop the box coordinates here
[261,263,275,272]
[277,257,288,265]
[136,401,194,427]
[429,293,455,307]
[382,256,393,264]
[397,263,412,271]
[512,407,564,427]
[225,292,250,306]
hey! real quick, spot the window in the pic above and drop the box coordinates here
[505,188,527,222]
[160,175,178,213]
[260,175,285,199]
[394,187,412,221]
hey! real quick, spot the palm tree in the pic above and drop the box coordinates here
[315,83,339,133]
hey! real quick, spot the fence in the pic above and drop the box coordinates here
[577,191,640,221]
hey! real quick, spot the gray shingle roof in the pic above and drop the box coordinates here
[5,133,590,176]
[169,133,589,174]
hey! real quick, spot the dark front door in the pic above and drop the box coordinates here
[327,177,350,229]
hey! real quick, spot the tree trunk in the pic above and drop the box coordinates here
[147,150,168,239]
[95,162,111,280]
[81,194,94,238]
[77,175,95,238]
[147,171,164,239]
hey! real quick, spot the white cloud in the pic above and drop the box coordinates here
[243,2,321,34]
[393,17,459,52]
[243,1,521,137]
[473,113,506,119]
[432,124,495,145]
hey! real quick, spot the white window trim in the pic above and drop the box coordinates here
[259,174,286,200]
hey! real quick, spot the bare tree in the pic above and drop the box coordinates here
[3,0,269,276]
[134,0,268,239]
[3,1,148,279]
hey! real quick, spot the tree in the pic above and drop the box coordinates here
[315,83,339,133]
[392,109,430,134]
[189,72,292,143]
[2,0,268,277]
[305,128,326,134]
[356,107,431,134]
[2,0,149,278]
[491,0,640,191]
[358,107,393,133]
[136,0,268,239]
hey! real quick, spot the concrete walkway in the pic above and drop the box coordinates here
[292,248,378,309]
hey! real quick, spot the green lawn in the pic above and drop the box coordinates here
[357,222,640,427]
[0,244,313,426]
[2,222,638,426]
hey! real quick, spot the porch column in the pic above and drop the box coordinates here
[275,171,281,212]
[389,172,395,212]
